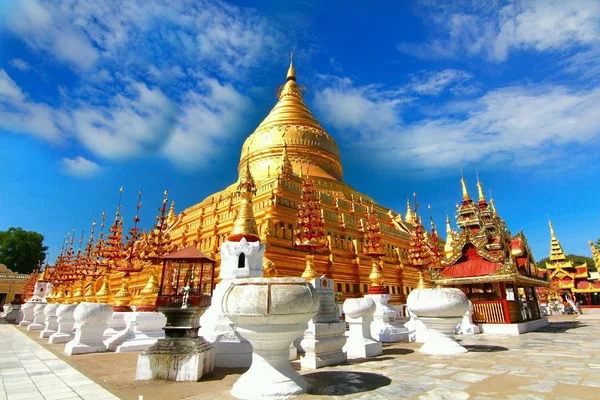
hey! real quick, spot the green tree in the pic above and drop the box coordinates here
[538,254,596,272]
[0,227,47,273]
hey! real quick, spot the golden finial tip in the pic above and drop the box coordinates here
[287,52,296,81]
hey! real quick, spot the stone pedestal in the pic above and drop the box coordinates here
[6,304,22,324]
[18,303,35,326]
[27,304,47,331]
[105,311,166,353]
[1,303,11,318]
[136,306,215,381]
[407,288,469,355]
[40,304,60,338]
[223,278,319,399]
[64,303,113,355]
[342,297,382,358]
[456,301,480,335]
[404,310,428,343]
[365,294,411,342]
[299,277,347,369]
[103,311,128,339]
[49,304,78,344]
[199,237,264,368]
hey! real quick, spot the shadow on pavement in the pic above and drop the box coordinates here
[304,371,392,396]
[539,321,586,333]
[382,347,415,355]
[463,344,508,352]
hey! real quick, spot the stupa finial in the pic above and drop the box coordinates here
[287,52,296,81]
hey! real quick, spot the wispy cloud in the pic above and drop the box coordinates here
[399,0,600,62]
[60,156,100,177]
[0,69,69,142]
[0,0,285,170]
[315,76,600,169]
[10,59,31,71]
[406,69,476,96]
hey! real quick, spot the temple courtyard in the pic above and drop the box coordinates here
[0,315,598,400]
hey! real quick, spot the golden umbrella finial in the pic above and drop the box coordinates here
[460,169,469,200]
[287,52,296,81]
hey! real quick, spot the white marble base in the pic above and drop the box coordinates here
[200,279,253,368]
[27,304,47,331]
[456,303,480,335]
[40,304,60,338]
[365,294,412,343]
[64,303,113,355]
[342,298,382,359]
[103,311,128,339]
[478,317,549,334]
[300,321,347,369]
[49,304,77,344]
[18,303,35,327]
[104,312,166,353]
[136,337,215,381]
[418,316,467,355]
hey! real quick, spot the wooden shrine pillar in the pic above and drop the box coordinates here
[586,293,592,306]
[499,282,512,324]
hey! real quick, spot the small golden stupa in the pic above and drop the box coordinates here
[136,56,428,303]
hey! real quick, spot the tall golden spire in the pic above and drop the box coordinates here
[287,52,296,81]
[476,170,485,202]
[405,198,415,224]
[460,170,470,200]
[279,142,293,176]
[444,214,454,258]
[229,158,259,242]
[548,220,567,263]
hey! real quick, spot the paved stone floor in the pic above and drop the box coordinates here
[0,324,119,400]
[2,315,600,399]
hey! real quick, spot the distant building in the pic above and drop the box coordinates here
[0,264,28,305]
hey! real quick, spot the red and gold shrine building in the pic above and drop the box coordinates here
[161,60,429,303]
[432,176,548,325]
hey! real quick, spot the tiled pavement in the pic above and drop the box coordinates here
[0,324,119,400]
[3,316,600,399]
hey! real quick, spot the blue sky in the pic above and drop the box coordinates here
[1,0,600,263]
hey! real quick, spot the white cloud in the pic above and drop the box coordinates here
[60,156,100,177]
[0,69,68,142]
[315,77,600,169]
[162,78,250,169]
[407,69,475,96]
[399,0,600,62]
[73,82,176,159]
[10,59,31,71]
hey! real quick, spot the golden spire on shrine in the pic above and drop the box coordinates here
[239,56,343,181]
[365,202,387,294]
[279,142,293,176]
[287,52,296,81]
[476,170,485,202]
[405,198,415,224]
[548,220,567,263]
[407,195,431,289]
[444,214,454,258]
[166,201,176,226]
[489,189,498,216]
[229,158,259,242]
[460,170,470,200]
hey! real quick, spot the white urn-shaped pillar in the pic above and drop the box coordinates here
[27,304,47,331]
[407,288,469,355]
[49,304,78,344]
[342,297,382,358]
[18,303,35,326]
[64,303,113,355]
[222,277,320,399]
[40,303,60,338]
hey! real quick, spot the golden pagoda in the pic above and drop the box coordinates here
[137,57,425,303]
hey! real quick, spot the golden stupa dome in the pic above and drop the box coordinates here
[240,56,343,182]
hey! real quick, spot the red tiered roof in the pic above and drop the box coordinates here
[442,245,499,278]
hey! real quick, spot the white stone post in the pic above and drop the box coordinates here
[18,303,35,327]
[6,304,22,324]
[64,303,113,355]
[223,278,320,399]
[49,304,78,344]
[455,300,480,335]
[299,276,347,369]
[407,288,469,355]
[365,293,412,342]
[27,304,47,331]
[105,311,166,352]
[199,237,264,368]
[342,297,382,358]
[40,304,60,338]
